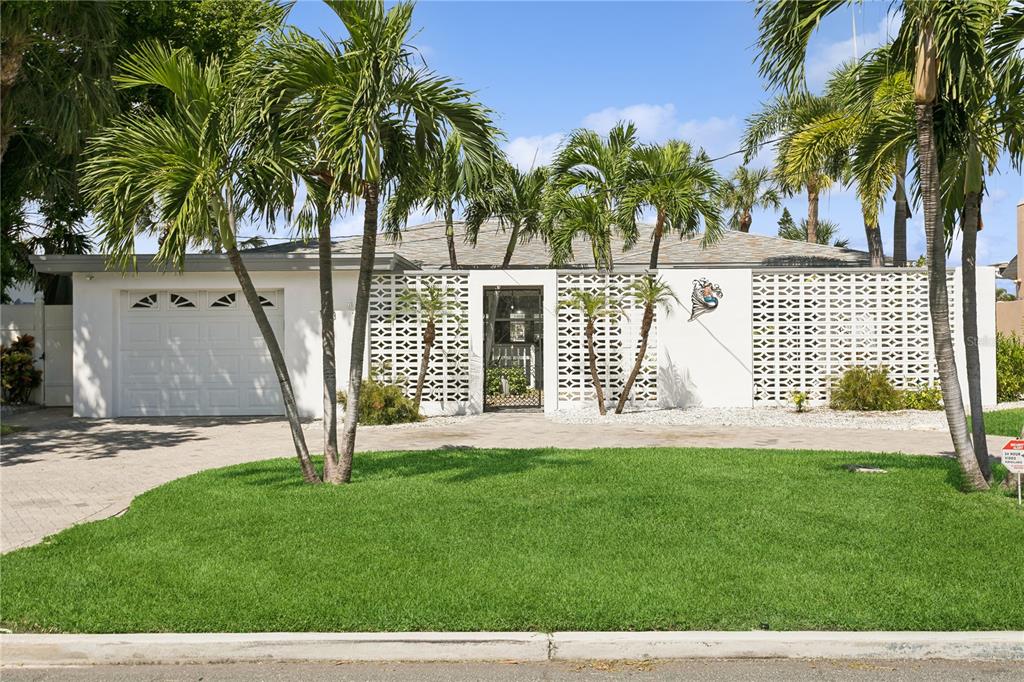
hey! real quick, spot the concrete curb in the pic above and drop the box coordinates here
[2,631,1022,666]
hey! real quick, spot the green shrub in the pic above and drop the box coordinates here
[829,366,903,411]
[1,335,42,405]
[337,380,420,425]
[996,332,1024,402]
[485,366,529,396]
[789,390,809,412]
[899,384,943,411]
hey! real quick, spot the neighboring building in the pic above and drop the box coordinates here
[25,220,997,418]
[994,201,1023,336]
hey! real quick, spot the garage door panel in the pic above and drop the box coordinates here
[118,290,285,416]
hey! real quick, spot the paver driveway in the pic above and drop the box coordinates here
[0,408,1006,552]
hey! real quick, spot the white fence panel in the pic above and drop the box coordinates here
[556,273,657,407]
[1,302,72,406]
[751,269,955,404]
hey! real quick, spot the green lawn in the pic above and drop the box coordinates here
[984,408,1024,438]
[2,447,1022,633]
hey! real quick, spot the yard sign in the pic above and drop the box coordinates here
[1000,440,1024,506]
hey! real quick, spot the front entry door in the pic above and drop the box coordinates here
[483,287,543,410]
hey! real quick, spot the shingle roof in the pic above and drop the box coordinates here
[257,219,872,269]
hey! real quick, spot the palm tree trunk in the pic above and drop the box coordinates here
[444,204,458,269]
[915,102,987,491]
[893,157,909,266]
[225,244,319,484]
[739,210,752,233]
[614,304,654,414]
[864,220,884,267]
[338,183,380,484]
[806,179,819,245]
[413,318,435,412]
[585,319,606,415]
[961,190,991,481]
[501,221,520,268]
[318,213,341,484]
[649,209,665,270]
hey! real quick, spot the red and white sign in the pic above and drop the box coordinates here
[1001,440,1024,474]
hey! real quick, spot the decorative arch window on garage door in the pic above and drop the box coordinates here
[170,293,196,308]
[130,293,159,309]
[210,292,237,309]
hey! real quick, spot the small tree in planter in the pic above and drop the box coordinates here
[396,284,462,413]
[560,290,622,415]
[615,276,679,414]
[1,335,43,404]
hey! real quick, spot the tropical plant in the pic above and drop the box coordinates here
[615,276,679,414]
[742,93,835,244]
[464,161,548,268]
[753,0,1015,491]
[485,366,529,396]
[338,379,420,425]
[396,284,462,412]
[777,217,849,248]
[995,287,1015,302]
[619,140,724,269]
[996,332,1024,402]
[384,132,475,269]
[79,42,319,484]
[560,290,622,415]
[303,0,499,483]
[546,122,642,269]
[0,335,42,404]
[829,366,903,412]
[790,390,809,413]
[720,166,781,233]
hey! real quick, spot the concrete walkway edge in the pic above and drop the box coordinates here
[3,631,1022,666]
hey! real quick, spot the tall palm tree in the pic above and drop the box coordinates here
[546,122,642,270]
[559,290,622,415]
[464,161,547,268]
[79,42,320,484]
[383,132,472,269]
[614,276,678,414]
[619,140,724,269]
[742,93,835,244]
[315,0,499,483]
[754,0,1007,491]
[720,166,781,233]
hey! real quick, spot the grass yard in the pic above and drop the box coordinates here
[0,423,25,436]
[984,408,1024,438]
[2,447,1022,633]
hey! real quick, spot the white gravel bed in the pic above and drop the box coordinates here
[548,402,1024,432]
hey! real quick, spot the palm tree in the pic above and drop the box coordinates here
[383,132,472,269]
[742,93,835,243]
[314,0,499,483]
[560,290,622,415]
[79,42,320,484]
[778,217,849,248]
[464,161,547,268]
[754,0,1004,491]
[615,276,678,414]
[620,140,724,269]
[720,166,781,233]
[546,122,642,270]
[396,284,460,412]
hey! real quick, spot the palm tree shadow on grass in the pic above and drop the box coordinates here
[214,447,590,488]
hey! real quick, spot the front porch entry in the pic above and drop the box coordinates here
[483,286,544,410]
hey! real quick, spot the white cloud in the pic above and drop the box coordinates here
[806,12,901,89]
[582,103,679,141]
[504,133,564,171]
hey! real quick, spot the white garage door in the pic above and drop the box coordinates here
[118,290,285,416]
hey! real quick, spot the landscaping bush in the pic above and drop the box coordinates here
[829,366,903,411]
[996,332,1024,402]
[337,380,420,425]
[899,384,943,411]
[485,366,529,396]
[0,335,42,405]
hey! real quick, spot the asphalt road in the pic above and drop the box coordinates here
[4,660,1024,681]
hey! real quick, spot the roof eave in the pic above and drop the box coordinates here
[29,251,418,274]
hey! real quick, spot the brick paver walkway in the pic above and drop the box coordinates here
[0,408,1007,552]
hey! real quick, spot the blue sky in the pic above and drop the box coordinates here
[239,2,1024,275]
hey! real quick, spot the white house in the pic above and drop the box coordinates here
[21,220,997,418]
